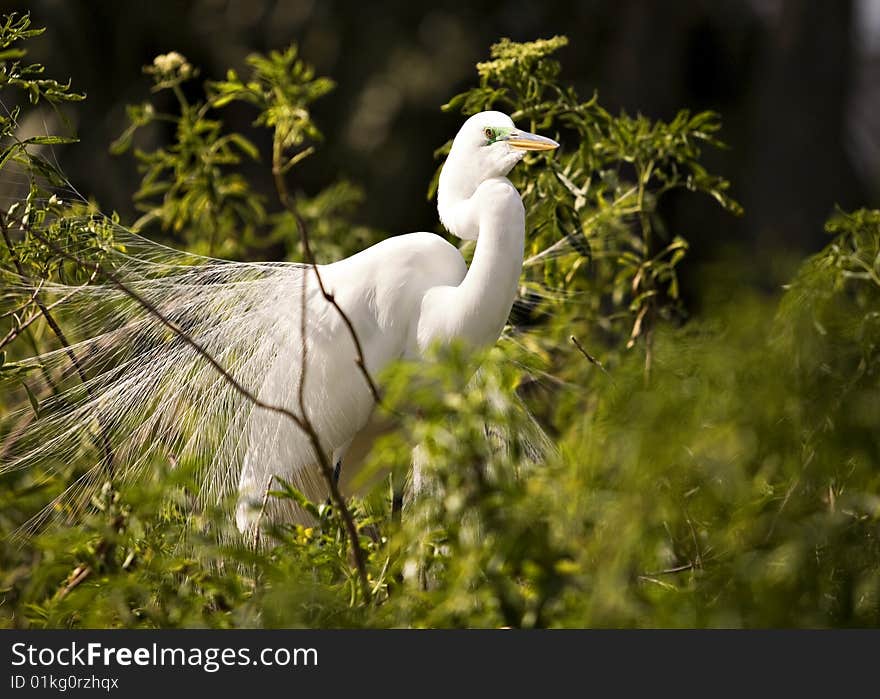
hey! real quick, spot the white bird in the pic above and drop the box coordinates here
[1,110,558,534]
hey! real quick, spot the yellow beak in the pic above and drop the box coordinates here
[507,130,560,151]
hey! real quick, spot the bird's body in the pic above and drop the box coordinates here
[237,175,526,527]
[235,231,469,527]
[2,110,558,535]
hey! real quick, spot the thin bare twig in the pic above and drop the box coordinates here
[641,562,696,578]
[570,335,613,382]
[0,268,98,351]
[272,141,382,406]
[637,575,677,591]
[643,318,654,385]
[272,140,372,601]
[58,564,91,598]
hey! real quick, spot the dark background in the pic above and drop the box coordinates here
[7,0,880,271]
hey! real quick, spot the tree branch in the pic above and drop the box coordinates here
[271,140,372,601]
[570,335,613,382]
[271,141,383,406]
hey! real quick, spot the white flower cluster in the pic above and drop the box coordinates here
[151,52,193,78]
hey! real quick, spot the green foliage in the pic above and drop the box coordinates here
[0,13,82,211]
[268,180,380,261]
[0,13,84,107]
[2,23,879,629]
[208,46,334,151]
[111,46,375,259]
[0,12,113,390]
[110,51,265,257]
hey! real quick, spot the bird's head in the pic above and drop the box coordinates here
[438,110,558,239]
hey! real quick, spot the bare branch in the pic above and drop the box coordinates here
[570,335,614,382]
[272,140,372,601]
[272,141,383,406]
[640,563,696,578]
[58,564,91,599]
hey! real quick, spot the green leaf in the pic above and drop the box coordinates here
[20,380,40,417]
[225,133,260,161]
[269,477,321,519]
[22,135,79,146]
[0,47,26,61]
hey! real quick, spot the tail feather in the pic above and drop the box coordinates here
[1,227,326,536]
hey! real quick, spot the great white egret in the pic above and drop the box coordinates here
[1,110,558,534]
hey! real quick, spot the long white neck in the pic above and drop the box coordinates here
[436,176,525,348]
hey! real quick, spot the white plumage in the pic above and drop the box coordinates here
[1,110,558,534]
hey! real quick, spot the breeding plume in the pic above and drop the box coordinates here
[2,111,558,534]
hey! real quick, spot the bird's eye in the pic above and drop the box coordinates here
[484,127,494,140]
